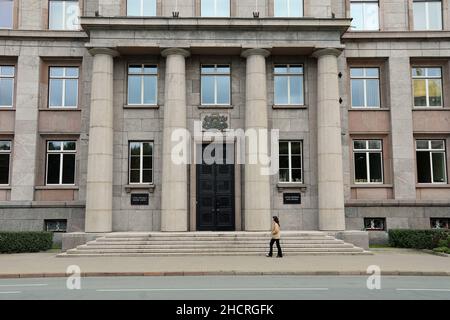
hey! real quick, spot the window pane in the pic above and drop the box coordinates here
[130,156,140,170]
[64,79,78,107]
[49,2,64,30]
[130,143,141,156]
[216,0,230,17]
[351,79,364,107]
[369,153,383,183]
[428,68,441,77]
[432,152,446,182]
[412,67,425,77]
[216,76,230,104]
[279,169,289,182]
[0,0,13,28]
[201,76,215,104]
[366,79,380,107]
[350,3,364,30]
[428,79,442,106]
[428,1,443,30]
[279,156,289,169]
[63,141,76,151]
[216,65,230,73]
[291,156,301,169]
[354,140,366,150]
[143,169,152,183]
[201,0,215,16]
[143,156,152,170]
[274,65,288,74]
[354,152,368,182]
[0,78,13,106]
[291,169,302,182]
[65,1,80,30]
[65,68,79,77]
[143,142,153,156]
[50,67,64,78]
[0,154,9,184]
[274,76,289,105]
[364,3,379,30]
[62,154,75,184]
[417,151,432,183]
[130,170,140,183]
[0,141,10,151]
[368,140,381,150]
[365,68,379,77]
[431,140,444,150]
[49,79,63,107]
[413,2,427,30]
[291,142,301,155]
[274,0,288,17]
[48,141,62,151]
[143,0,157,16]
[47,154,61,184]
[143,76,157,105]
[350,68,364,77]
[128,76,142,104]
[413,79,427,107]
[289,0,303,17]
[127,0,141,16]
[129,65,142,74]
[201,65,215,74]
[279,142,289,155]
[416,140,429,150]
[290,76,303,105]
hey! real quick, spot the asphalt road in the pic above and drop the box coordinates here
[0,276,449,300]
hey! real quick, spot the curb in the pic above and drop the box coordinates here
[1,271,450,279]
[422,249,450,258]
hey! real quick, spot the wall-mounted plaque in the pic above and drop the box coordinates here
[131,193,149,206]
[283,193,301,205]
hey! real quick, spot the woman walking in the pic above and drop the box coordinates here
[266,216,283,258]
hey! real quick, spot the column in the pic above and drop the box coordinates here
[241,48,272,231]
[84,48,118,233]
[160,48,190,232]
[312,48,346,231]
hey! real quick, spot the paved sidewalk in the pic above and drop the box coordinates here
[0,249,449,278]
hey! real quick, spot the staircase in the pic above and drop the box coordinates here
[59,231,369,257]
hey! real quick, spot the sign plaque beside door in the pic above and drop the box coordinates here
[131,193,149,206]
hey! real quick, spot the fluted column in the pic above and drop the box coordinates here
[241,48,272,231]
[160,48,190,232]
[313,48,346,231]
[85,48,118,233]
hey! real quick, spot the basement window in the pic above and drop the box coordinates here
[431,218,450,229]
[364,218,386,231]
[45,219,67,232]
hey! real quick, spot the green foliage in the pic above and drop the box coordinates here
[433,247,450,254]
[0,232,53,254]
[388,229,449,249]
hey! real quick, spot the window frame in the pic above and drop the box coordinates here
[431,217,450,229]
[128,141,154,185]
[413,0,443,31]
[350,67,381,108]
[48,66,79,109]
[273,0,304,18]
[127,64,158,106]
[0,65,15,108]
[48,0,81,31]
[353,139,384,184]
[45,140,77,186]
[200,64,231,106]
[364,217,386,231]
[126,0,157,17]
[0,140,11,186]
[416,139,448,184]
[278,140,303,184]
[350,0,380,31]
[273,64,305,106]
[200,0,231,17]
[412,67,443,108]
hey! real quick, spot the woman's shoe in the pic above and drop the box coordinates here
[276,255,283,258]
[266,254,272,257]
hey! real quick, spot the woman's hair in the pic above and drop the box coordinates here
[273,216,280,227]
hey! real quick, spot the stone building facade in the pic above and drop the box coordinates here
[1,0,450,243]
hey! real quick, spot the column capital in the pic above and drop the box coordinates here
[241,48,271,59]
[88,47,120,57]
[312,48,342,59]
[161,48,191,58]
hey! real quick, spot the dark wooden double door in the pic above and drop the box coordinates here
[196,144,235,231]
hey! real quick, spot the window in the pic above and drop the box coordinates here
[45,219,67,232]
[350,0,379,31]
[128,65,158,105]
[46,141,76,185]
[412,67,442,108]
[49,0,80,30]
[49,67,79,108]
[416,140,447,183]
[274,0,303,17]
[364,218,386,231]
[201,65,231,105]
[279,141,302,183]
[0,66,14,107]
[127,0,156,16]
[274,65,304,106]
[353,140,383,184]
[201,0,230,17]
[129,142,153,184]
[0,0,13,29]
[431,218,450,229]
[413,0,442,30]
[350,67,380,108]
[0,141,11,185]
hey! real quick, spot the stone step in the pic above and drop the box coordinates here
[95,236,336,242]
[90,239,343,245]
[101,232,328,238]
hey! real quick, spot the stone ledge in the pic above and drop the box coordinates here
[346,200,450,207]
[124,184,156,193]
[350,184,393,189]
[0,29,88,39]
[0,201,85,208]
[343,30,450,40]
[123,104,159,109]
[272,104,308,109]
[276,183,307,192]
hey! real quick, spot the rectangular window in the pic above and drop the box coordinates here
[201,0,230,17]
[0,141,11,185]
[279,141,302,183]
[127,0,156,16]
[364,218,386,231]
[431,218,450,229]
[274,64,304,106]
[127,65,158,105]
[350,67,380,108]
[412,67,443,108]
[49,0,80,30]
[353,140,383,184]
[350,0,379,31]
[201,65,231,105]
[0,66,14,107]
[413,0,442,30]
[274,0,303,17]
[129,142,153,184]
[416,140,447,184]
[45,219,67,232]
[46,141,76,185]
[0,0,14,29]
[49,67,79,108]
